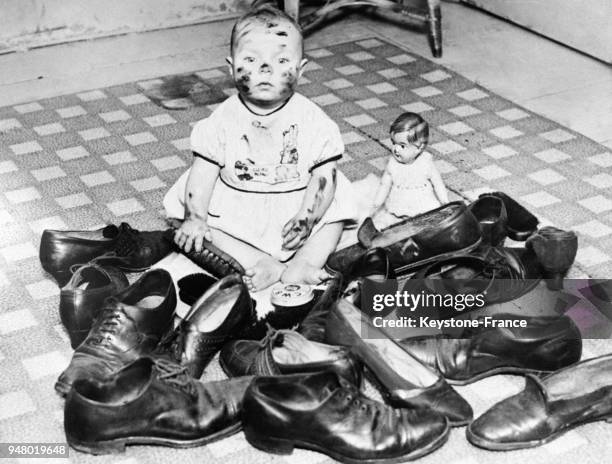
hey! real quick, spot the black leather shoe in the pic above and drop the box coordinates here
[243,371,450,464]
[527,226,578,290]
[469,194,507,246]
[298,248,395,344]
[65,357,253,454]
[408,246,543,309]
[156,273,255,378]
[399,314,582,385]
[177,273,218,305]
[165,229,245,278]
[298,273,349,343]
[219,328,362,386]
[325,299,473,426]
[327,201,482,277]
[40,223,173,286]
[482,191,538,241]
[60,264,129,349]
[467,353,612,450]
[55,269,176,396]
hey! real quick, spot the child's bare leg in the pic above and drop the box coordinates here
[209,228,285,292]
[281,222,343,285]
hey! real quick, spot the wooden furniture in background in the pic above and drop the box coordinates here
[254,0,443,57]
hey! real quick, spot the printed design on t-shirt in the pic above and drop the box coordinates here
[234,124,301,184]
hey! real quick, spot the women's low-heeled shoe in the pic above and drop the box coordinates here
[243,371,450,464]
[399,313,582,385]
[325,298,473,426]
[481,191,539,241]
[156,273,255,378]
[526,226,578,290]
[60,264,129,349]
[468,194,507,247]
[326,201,482,278]
[177,273,218,306]
[219,328,363,386]
[467,353,612,450]
[65,357,253,455]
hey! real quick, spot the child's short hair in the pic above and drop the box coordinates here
[390,112,429,144]
[230,5,303,55]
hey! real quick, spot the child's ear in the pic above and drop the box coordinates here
[226,56,234,78]
[297,58,309,79]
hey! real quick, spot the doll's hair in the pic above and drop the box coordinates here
[230,5,303,55]
[390,112,429,144]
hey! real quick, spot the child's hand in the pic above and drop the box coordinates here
[174,218,212,253]
[281,216,314,251]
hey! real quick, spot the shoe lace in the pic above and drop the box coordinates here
[256,323,294,350]
[153,358,197,396]
[338,381,384,421]
[155,325,183,362]
[87,299,124,347]
[113,223,142,257]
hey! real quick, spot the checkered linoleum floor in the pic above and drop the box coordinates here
[1,37,612,463]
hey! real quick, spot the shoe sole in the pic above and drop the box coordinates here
[55,379,71,397]
[244,419,450,464]
[466,416,612,451]
[446,366,549,386]
[394,238,482,276]
[66,421,242,455]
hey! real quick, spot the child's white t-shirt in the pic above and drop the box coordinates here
[190,93,343,193]
[181,92,358,260]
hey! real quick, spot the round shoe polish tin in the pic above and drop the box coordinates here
[270,283,315,308]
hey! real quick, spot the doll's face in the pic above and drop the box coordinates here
[227,20,307,111]
[390,130,426,163]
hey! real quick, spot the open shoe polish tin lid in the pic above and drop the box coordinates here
[270,283,315,308]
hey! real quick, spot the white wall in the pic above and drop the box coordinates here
[0,0,247,52]
[463,0,612,63]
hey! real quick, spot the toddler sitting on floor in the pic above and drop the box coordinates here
[163,6,358,292]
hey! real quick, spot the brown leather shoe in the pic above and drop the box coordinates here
[65,357,253,454]
[60,264,129,349]
[55,269,176,396]
[40,223,173,286]
[327,201,482,277]
[155,273,255,378]
[326,299,473,426]
[467,354,612,450]
[219,327,362,386]
[399,314,582,385]
[243,371,450,463]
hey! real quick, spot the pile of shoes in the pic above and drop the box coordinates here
[39,201,604,461]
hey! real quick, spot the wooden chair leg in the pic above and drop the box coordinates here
[284,0,300,21]
[427,0,442,57]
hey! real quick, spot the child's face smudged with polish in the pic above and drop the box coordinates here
[227,19,307,112]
